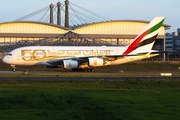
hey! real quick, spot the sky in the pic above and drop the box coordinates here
[0,0,179,33]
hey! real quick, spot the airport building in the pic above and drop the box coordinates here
[0,0,171,60]
[165,28,180,57]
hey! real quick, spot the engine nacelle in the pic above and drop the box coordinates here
[62,60,78,69]
[88,58,104,67]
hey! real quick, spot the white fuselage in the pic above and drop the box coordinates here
[3,46,159,68]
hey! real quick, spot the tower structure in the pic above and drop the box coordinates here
[50,3,54,24]
[57,2,61,25]
[65,0,69,28]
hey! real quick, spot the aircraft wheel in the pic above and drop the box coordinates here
[91,68,95,72]
[84,69,88,72]
[80,69,84,72]
[12,68,16,72]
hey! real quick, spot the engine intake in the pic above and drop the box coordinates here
[63,60,78,69]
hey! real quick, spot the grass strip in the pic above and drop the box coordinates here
[0,80,180,120]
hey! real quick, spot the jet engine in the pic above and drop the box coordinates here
[62,60,78,69]
[88,58,104,67]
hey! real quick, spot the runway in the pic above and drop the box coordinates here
[0,77,180,80]
[0,71,180,80]
[1,71,180,75]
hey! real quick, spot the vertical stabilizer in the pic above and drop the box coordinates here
[122,17,165,55]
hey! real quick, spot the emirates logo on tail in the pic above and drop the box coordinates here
[122,17,165,55]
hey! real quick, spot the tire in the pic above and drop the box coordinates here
[91,68,95,72]
[84,69,88,72]
[12,68,16,72]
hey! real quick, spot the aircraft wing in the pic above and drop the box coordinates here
[45,54,146,66]
[46,50,179,66]
[46,58,64,65]
[135,50,179,55]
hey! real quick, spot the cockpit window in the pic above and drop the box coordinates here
[7,54,12,56]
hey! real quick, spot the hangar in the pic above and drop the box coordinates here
[0,21,69,42]
[0,20,171,49]
[0,20,170,46]
[73,20,170,49]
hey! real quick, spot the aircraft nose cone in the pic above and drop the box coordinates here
[2,56,8,64]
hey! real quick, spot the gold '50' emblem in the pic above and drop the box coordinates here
[21,50,47,61]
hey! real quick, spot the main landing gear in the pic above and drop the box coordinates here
[72,68,95,72]
[11,65,16,72]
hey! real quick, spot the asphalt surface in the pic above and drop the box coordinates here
[0,71,24,74]
[1,71,180,75]
[0,77,180,80]
[0,71,180,80]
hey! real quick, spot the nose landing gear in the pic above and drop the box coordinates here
[11,65,16,72]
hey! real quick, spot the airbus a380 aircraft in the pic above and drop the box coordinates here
[3,17,169,72]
